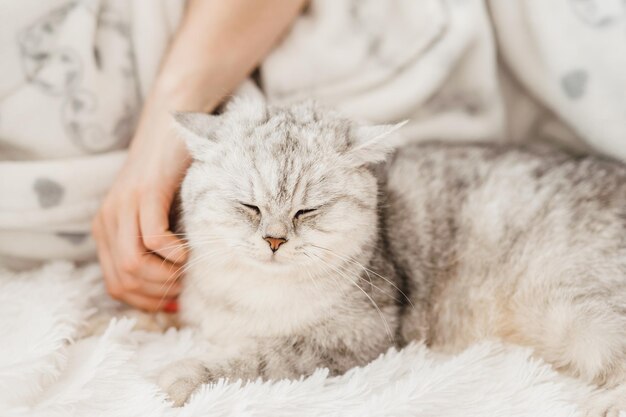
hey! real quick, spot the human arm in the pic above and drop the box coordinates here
[92,0,307,311]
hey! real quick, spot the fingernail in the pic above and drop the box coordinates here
[163,301,178,313]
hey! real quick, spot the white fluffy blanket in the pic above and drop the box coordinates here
[2,1,626,416]
[0,262,608,417]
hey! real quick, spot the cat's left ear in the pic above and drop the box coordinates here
[172,112,219,157]
[345,121,408,166]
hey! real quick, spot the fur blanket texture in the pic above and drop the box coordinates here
[3,262,624,417]
[2,1,626,416]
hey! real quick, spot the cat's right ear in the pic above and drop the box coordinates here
[172,112,219,157]
[344,121,408,166]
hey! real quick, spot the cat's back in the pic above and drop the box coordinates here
[385,141,626,235]
[384,142,626,348]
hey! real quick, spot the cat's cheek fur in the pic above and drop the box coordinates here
[305,211,377,265]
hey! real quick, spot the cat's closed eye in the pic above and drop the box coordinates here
[294,208,318,220]
[240,203,261,215]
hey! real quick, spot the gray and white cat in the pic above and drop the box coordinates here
[158,98,626,414]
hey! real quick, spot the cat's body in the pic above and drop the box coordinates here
[388,143,626,385]
[159,100,626,413]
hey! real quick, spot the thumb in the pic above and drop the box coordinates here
[139,193,188,264]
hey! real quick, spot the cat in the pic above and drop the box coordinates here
[157,98,626,415]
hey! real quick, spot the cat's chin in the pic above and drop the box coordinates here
[252,255,296,268]
[245,254,314,276]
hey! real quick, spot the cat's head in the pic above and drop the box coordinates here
[175,98,404,278]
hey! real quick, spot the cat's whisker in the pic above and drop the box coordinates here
[155,246,233,309]
[316,249,403,304]
[148,238,226,272]
[152,237,226,255]
[336,262,403,305]
[310,253,394,342]
[317,260,394,343]
[137,232,189,238]
[172,246,232,278]
[302,258,324,294]
[319,247,406,298]
[166,246,192,272]
[157,276,183,309]
[303,252,349,295]
[310,244,414,308]
[157,245,215,291]
[134,238,192,268]
[304,253,350,300]
[147,242,193,264]
[156,247,217,293]
[138,232,230,242]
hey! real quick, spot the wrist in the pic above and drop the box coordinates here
[152,68,223,113]
[126,105,190,177]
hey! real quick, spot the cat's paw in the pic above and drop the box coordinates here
[581,385,626,417]
[158,358,207,407]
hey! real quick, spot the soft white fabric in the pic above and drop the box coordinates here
[262,0,505,146]
[0,262,609,417]
[1,2,626,414]
[1,0,625,264]
[261,0,626,156]
[0,0,185,265]
[0,0,626,261]
[490,0,626,159]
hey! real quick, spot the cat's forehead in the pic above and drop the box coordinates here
[225,112,349,204]
[241,132,333,202]
[236,104,353,155]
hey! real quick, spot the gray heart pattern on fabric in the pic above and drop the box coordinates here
[568,0,625,27]
[561,70,589,100]
[56,231,88,245]
[33,177,65,208]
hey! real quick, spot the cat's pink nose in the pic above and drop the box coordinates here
[264,236,287,252]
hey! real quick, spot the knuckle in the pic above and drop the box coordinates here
[100,201,115,216]
[121,275,141,291]
[143,234,165,252]
[106,282,123,299]
[120,255,140,274]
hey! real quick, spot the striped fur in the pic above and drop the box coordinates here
[160,100,626,414]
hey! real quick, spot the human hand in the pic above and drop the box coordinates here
[92,0,307,311]
[92,98,190,312]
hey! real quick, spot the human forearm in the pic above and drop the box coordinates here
[152,0,307,112]
[128,0,306,164]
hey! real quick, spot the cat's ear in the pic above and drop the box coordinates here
[223,80,267,118]
[345,121,408,166]
[172,112,219,157]
[230,80,266,106]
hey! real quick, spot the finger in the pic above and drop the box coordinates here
[129,274,181,298]
[96,211,179,311]
[93,217,126,300]
[117,202,182,290]
[114,205,145,291]
[136,253,185,284]
[116,246,184,285]
[139,195,189,263]
[101,223,180,303]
